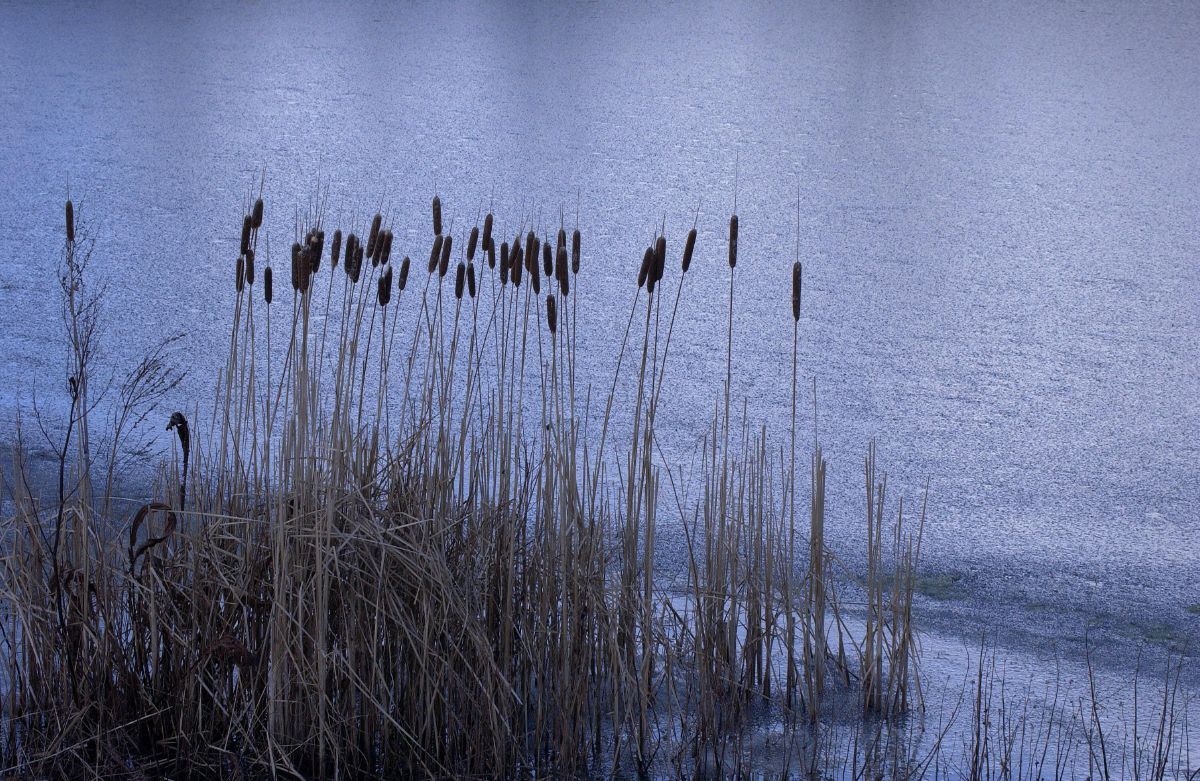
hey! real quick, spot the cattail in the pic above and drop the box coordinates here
[235,254,245,292]
[378,266,393,306]
[487,237,497,268]
[240,215,252,256]
[500,241,510,284]
[251,198,263,229]
[527,232,538,271]
[330,229,343,269]
[65,200,75,243]
[455,262,465,299]
[556,245,568,295]
[429,235,443,273]
[439,234,452,277]
[482,213,493,249]
[571,229,580,273]
[467,226,479,261]
[347,240,363,284]
[546,294,557,334]
[654,235,666,283]
[244,247,255,285]
[307,242,321,275]
[682,227,697,272]
[264,265,273,303]
[291,242,302,291]
[728,214,738,268]
[511,243,523,287]
[792,261,802,321]
[467,262,477,298]
[557,227,566,251]
[432,195,442,235]
[637,247,653,288]
[542,241,552,278]
[367,213,382,259]
[381,230,393,264]
[344,234,358,277]
[398,256,410,291]
[312,231,325,272]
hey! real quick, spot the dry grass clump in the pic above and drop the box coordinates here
[1,190,937,779]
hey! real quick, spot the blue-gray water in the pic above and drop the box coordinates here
[1,0,1197,681]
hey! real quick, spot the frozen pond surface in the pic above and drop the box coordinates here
[0,0,1197,724]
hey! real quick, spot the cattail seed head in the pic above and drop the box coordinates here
[728,214,738,268]
[637,247,652,288]
[542,241,552,278]
[432,196,442,235]
[252,198,264,229]
[313,230,325,271]
[792,261,802,321]
[245,247,255,285]
[235,254,245,292]
[571,229,580,273]
[344,234,357,277]
[483,213,493,248]
[429,235,443,273]
[455,262,465,299]
[467,226,479,261]
[439,234,452,277]
[395,256,409,291]
[467,262,477,298]
[500,240,510,284]
[654,235,666,283]
[264,265,273,303]
[381,230,393,265]
[530,254,541,294]
[65,200,75,243]
[291,242,302,291]
[331,229,342,269]
[378,266,393,306]
[367,213,382,259]
[511,244,523,287]
[240,215,252,256]
[487,236,496,268]
[682,228,697,272]
[556,245,568,292]
[557,227,566,251]
[546,294,557,334]
[307,241,321,275]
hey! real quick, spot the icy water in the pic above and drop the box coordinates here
[1,0,1198,733]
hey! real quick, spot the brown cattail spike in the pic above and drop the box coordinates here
[240,215,252,256]
[331,229,342,269]
[542,242,552,278]
[252,198,264,229]
[483,213,493,248]
[571,229,580,273]
[381,231,393,265]
[511,243,523,287]
[467,226,479,261]
[65,200,75,243]
[556,246,568,294]
[352,245,364,283]
[682,228,697,272]
[432,196,442,235]
[398,257,410,291]
[367,213,382,259]
[264,266,273,303]
[235,254,245,292]
[487,237,496,268]
[653,235,666,283]
[792,261,802,321]
[467,262,477,298]
[637,247,652,288]
[291,242,302,291]
[546,294,557,334]
[455,262,465,299]
[429,235,443,273]
[245,247,255,285]
[728,214,738,268]
[439,234,452,277]
[378,266,393,306]
[557,227,566,251]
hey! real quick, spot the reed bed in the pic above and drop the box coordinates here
[3,192,1184,780]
